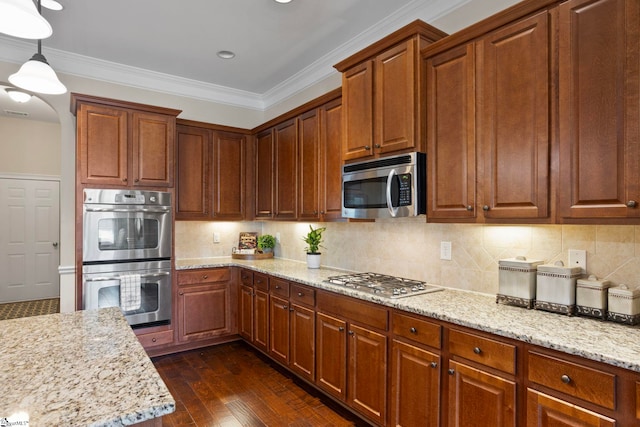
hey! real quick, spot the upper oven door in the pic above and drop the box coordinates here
[83,204,172,263]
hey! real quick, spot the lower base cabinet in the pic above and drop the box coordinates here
[290,303,315,381]
[526,389,615,427]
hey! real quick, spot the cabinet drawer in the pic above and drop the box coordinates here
[270,277,290,298]
[177,268,230,285]
[290,283,315,307]
[317,291,388,331]
[528,351,615,410]
[254,273,269,292]
[448,329,516,374]
[240,269,253,286]
[392,312,441,349]
[137,330,174,348]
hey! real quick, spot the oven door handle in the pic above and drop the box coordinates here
[84,207,170,213]
[84,272,171,282]
[386,169,399,218]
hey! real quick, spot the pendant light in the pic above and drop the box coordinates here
[40,0,62,10]
[8,0,66,95]
[0,0,52,39]
[5,88,32,103]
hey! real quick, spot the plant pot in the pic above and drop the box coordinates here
[261,247,273,254]
[306,253,321,269]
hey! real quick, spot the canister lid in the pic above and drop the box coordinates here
[608,284,640,298]
[499,256,544,268]
[577,275,612,289]
[537,260,583,276]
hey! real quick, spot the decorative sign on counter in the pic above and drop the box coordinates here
[237,232,258,254]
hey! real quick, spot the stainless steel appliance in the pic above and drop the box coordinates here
[324,272,442,299]
[82,189,172,327]
[82,260,171,326]
[82,189,172,263]
[342,152,426,219]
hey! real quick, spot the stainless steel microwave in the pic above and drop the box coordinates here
[342,152,426,219]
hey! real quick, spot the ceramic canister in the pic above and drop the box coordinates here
[607,284,640,325]
[576,275,611,319]
[497,256,544,308]
[535,261,582,315]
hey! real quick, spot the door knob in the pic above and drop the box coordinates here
[52,242,58,248]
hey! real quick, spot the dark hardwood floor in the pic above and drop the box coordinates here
[153,341,370,426]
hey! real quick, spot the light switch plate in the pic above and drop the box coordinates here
[213,232,220,243]
[440,241,452,260]
[568,249,586,273]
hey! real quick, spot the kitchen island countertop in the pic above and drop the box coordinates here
[177,256,640,373]
[0,307,174,426]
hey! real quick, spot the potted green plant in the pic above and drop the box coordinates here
[302,225,326,268]
[257,234,276,253]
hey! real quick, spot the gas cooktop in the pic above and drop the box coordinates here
[323,272,442,299]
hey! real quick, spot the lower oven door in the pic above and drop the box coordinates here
[82,260,171,327]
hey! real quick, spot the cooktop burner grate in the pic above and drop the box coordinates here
[324,272,442,298]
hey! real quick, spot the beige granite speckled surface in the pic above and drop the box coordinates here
[0,307,175,426]
[177,256,640,373]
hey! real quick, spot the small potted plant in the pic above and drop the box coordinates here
[257,234,276,254]
[302,225,326,268]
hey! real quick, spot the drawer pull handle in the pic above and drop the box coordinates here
[298,292,304,297]
[561,374,572,384]
[448,369,455,375]
[410,327,418,334]
[430,362,438,368]
[338,327,345,332]
[152,338,157,343]
[473,347,482,355]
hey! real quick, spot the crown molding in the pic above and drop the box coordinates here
[0,0,466,112]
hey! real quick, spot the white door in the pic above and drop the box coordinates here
[0,178,60,303]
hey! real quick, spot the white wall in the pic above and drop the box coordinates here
[0,117,61,176]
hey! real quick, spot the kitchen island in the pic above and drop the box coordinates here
[0,307,174,426]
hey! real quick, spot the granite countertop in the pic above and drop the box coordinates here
[0,307,175,427]
[177,256,640,373]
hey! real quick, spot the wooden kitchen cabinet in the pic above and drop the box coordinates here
[274,119,298,220]
[239,269,254,341]
[290,299,315,382]
[176,268,235,343]
[335,20,447,161]
[73,94,180,188]
[253,273,270,352]
[298,109,321,221]
[558,0,640,220]
[316,312,348,401]
[176,122,247,220]
[255,129,275,219]
[526,390,615,427]
[425,10,551,221]
[319,97,344,221]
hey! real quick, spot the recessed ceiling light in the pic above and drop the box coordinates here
[217,50,236,59]
[5,89,32,103]
[274,0,292,3]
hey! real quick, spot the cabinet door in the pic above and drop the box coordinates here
[348,323,387,426]
[255,129,274,219]
[390,340,440,427]
[425,43,477,220]
[131,111,175,187]
[253,289,269,352]
[319,98,344,221]
[274,119,298,220]
[269,294,290,365]
[77,103,128,186]
[558,0,640,219]
[176,125,210,219]
[298,109,321,221]
[447,360,516,427]
[239,284,254,341]
[342,60,374,161]
[316,312,347,401]
[526,389,615,427]
[290,303,315,382]
[479,11,550,219]
[178,283,231,342]
[375,39,417,155]
[212,131,245,220]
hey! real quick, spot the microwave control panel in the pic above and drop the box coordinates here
[397,173,412,206]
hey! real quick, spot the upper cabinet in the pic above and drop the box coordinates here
[335,20,447,162]
[176,121,248,221]
[71,94,181,188]
[557,0,640,220]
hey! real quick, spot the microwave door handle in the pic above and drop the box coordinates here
[386,169,399,217]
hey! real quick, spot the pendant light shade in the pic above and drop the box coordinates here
[0,0,53,39]
[40,0,62,10]
[9,48,66,95]
[5,88,32,103]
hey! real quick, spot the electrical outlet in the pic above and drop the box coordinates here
[440,241,452,261]
[275,232,281,243]
[213,232,220,243]
[568,249,586,273]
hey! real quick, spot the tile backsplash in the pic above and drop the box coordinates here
[176,219,640,295]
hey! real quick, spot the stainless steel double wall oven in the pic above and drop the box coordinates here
[82,189,172,327]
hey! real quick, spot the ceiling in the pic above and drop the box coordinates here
[0,0,498,122]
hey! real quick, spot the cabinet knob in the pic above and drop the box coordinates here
[409,327,418,334]
[561,374,572,384]
[134,178,139,183]
[202,275,208,280]
[313,210,318,215]
[179,291,184,296]
[430,362,438,369]
[466,205,473,211]
[348,330,355,336]
[338,327,345,332]
[627,200,637,208]
[122,178,128,182]
[364,145,371,150]
[282,305,288,310]
[320,210,325,214]
[482,205,490,211]
[275,285,280,289]
[374,144,381,149]
[473,347,482,355]
[297,292,304,297]
[152,337,157,343]
[289,307,294,312]
[448,369,455,375]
